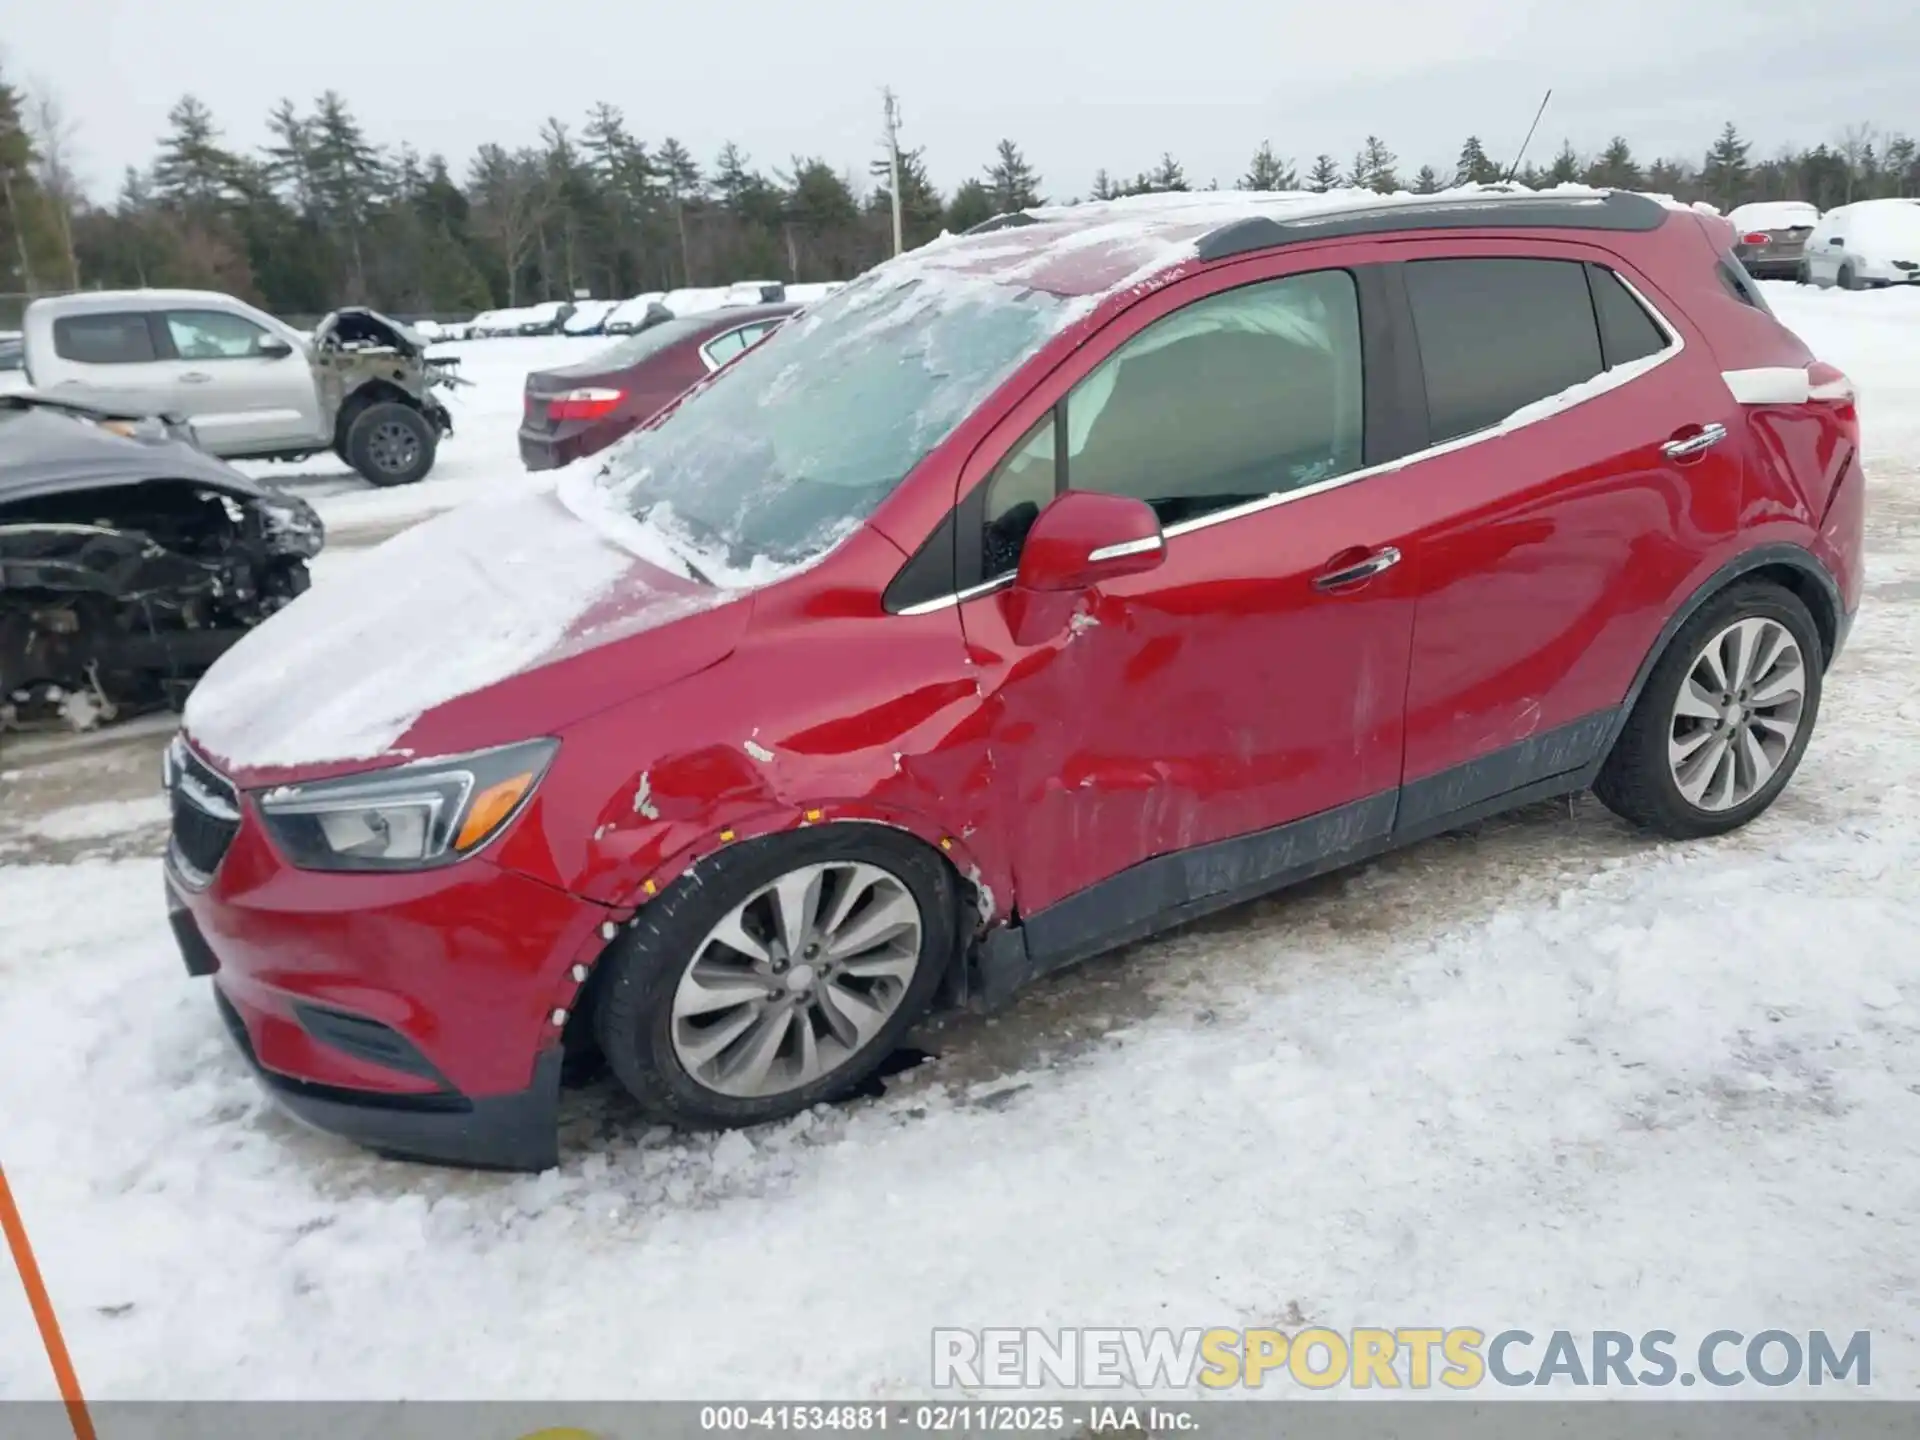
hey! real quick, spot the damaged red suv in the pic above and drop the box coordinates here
[167,187,1865,1169]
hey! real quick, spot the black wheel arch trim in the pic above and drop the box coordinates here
[1605,543,1844,756]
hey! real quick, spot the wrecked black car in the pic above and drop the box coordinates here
[0,393,322,732]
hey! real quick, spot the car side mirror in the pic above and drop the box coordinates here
[1015,490,1165,593]
[1004,491,1164,645]
[256,337,295,359]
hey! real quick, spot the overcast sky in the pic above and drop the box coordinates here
[10,0,1919,202]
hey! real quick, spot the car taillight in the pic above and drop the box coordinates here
[546,387,625,422]
[1741,231,1770,246]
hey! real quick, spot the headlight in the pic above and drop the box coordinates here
[257,739,557,872]
[253,495,325,559]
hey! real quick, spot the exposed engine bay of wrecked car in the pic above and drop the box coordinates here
[0,396,323,732]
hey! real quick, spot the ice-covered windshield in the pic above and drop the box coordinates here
[588,267,1077,572]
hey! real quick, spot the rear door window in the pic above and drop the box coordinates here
[52,313,159,365]
[1584,265,1671,368]
[1403,258,1605,442]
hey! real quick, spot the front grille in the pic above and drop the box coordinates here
[168,741,241,885]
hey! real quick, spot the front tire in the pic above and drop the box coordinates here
[1838,262,1862,291]
[344,401,438,486]
[593,827,960,1128]
[1594,582,1822,840]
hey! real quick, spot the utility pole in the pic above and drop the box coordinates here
[882,87,904,256]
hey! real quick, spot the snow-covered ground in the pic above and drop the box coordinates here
[3,283,1920,1402]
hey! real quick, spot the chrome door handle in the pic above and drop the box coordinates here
[1314,545,1402,591]
[180,371,213,384]
[1662,423,1727,459]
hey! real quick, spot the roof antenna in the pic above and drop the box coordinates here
[1503,88,1553,184]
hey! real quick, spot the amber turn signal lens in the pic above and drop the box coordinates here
[454,771,537,851]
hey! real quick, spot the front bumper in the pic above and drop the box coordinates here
[209,975,565,1171]
[164,779,612,1170]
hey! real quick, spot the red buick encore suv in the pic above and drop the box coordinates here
[166,186,1866,1169]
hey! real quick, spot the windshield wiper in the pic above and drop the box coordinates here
[634,508,715,586]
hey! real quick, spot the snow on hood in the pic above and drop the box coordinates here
[184,481,724,773]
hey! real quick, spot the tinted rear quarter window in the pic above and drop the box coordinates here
[1585,265,1670,369]
[1404,258,1604,443]
[52,313,159,365]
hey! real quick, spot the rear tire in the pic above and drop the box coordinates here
[1594,582,1822,840]
[593,826,959,1129]
[1838,262,1861,291]
[343,401,437,487]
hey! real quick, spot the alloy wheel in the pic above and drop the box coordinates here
[368,419,421,474]
[1667,616,1807,813]
[670,860,924,1098]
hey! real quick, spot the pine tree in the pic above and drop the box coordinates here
[308,91,388,297]
[1646,158,1687,198]
[946,179,995,231]
[1453,135,1502,186]
[868,144,945,250]
[1412,165,1441,194]
[1344,137,1397,193]
[1701,122,1751,208]
[1239,141,1296,191]
[1361,136,1398,193]
[0,70,59,294]
[1306,154,1341,192]
[1,72,78,295]
[1144,152,1188,192]
[655,137,702,285]
[263,100,319,215]
[985,140,1042,213]
[1548,141,1581,184]
[1090,168,1120,201]
[1586,136,1642,190]
[1886,135,1919,197]
[152,96,240,208]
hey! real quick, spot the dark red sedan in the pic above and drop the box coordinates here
[518,303,794,470]
[172,188,1862,1170]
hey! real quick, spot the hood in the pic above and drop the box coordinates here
[309,307,429,357]
[0,398,274,505]
[182,482,752,785]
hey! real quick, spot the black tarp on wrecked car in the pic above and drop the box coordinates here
[0,393,323,731]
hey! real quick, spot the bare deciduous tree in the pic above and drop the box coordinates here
[28,85,81,288]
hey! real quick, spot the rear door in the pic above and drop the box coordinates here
[34,309,173,407]
[154,308,324,453]
[1368,246,1744,830]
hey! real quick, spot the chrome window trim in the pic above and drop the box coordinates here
[894,268,1683,615]
[1088,534,1165,562]
[697,322,766,372]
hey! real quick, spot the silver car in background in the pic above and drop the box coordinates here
[1802,199,1920,290]
[19,289,464,485]
[1727,200,1820,281]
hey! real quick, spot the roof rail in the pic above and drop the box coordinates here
[964,211,1043,236]
[1195,190,1669,263]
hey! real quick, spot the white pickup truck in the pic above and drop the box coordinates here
[18,289,465,485]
